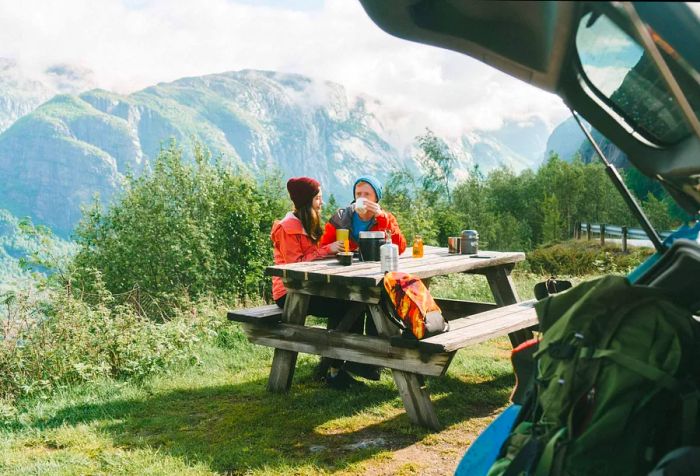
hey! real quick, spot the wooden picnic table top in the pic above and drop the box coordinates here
[265,246,525,287]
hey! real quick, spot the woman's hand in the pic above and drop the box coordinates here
[328,240,344,254]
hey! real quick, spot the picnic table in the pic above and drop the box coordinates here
[229,246,537,430]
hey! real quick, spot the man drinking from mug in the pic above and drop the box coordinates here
[320,175,406,254]
[318,175,407,382]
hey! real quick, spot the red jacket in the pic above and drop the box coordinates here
[319,205,407,254]
[270,212,333,301]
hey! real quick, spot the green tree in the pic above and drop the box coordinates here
[642,192,675,231]
[416,128,457,205]
[73,141,286,316]
[322,193,338,223]
[382,168,438,243]
[541,193,563,243]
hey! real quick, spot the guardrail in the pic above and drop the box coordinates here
[574,222,671,251]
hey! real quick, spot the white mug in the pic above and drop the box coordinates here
[355,197,367,213]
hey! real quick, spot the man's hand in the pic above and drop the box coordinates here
[363,200,383,217]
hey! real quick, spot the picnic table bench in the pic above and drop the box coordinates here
[228,246,538,430]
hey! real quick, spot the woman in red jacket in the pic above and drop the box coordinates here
[271,176,360,389]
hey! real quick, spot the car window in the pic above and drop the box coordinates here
[576,10,700,145]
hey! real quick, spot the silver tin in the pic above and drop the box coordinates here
[460,230,479,255]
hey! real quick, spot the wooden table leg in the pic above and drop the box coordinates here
[485,266,533,347]
[368,304,441,430]
[267,292,309,392]
[317,303,367,378]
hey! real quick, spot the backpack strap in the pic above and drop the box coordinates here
[380,284,408,332]
[533,427,567,476]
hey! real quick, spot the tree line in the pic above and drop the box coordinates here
[380,129,690,253]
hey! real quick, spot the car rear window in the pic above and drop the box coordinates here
[576,11,699,145]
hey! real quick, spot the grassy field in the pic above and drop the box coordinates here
[0,271,595,475]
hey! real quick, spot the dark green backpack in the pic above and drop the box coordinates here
[488,275,700,476]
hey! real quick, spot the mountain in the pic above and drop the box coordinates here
[459,117,550,177]
[0,68,551,237]
[544,116,588,161]
[0,58,95,133]
[544,116,629,168]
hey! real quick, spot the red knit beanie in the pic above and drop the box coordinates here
[287,176,320,208]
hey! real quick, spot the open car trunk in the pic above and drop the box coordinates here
[358,1,700,216]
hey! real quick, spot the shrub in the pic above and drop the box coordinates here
[72,141,287,317]
[0,278,223,404]
[526,240,653,276]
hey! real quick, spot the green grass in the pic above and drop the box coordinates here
[0,271,601,475]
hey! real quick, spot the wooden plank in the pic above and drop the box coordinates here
[282,279,382,304]
[267,292,309,392]
[266,249,525,287]
[368,303,401,337]
[443,300,536,331]
[392,370,441,430]
[389,300,537,353]
[320,250,522,279]
[241,323,452,376]
[425,308,538,352]
[434,298,498,319]
[364,302,443,429]
[485,266,520,306]
[227,304,282,324]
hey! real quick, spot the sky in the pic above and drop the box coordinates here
[0,0,572,141]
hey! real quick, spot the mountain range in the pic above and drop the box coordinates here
[0,61,594,238]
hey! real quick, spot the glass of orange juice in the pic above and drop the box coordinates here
[336,228,349,242]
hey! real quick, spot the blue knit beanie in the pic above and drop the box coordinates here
[353,175,383,201]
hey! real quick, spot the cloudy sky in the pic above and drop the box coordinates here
[0,0,571,139]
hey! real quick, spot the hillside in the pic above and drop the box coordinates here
[0,68,551,237]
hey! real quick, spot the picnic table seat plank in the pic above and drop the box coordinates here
[434,298,499,319]
[421,302,538,353]
[227,304,283,324]
[389,300,538,353]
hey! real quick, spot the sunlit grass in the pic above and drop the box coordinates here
[1,270,605,475]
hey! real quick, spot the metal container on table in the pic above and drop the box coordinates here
[460,230,479,255]
[358,230,385,261]
[380,232,399,273]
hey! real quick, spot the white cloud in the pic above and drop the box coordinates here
[582,65,632,97]
[0,0,569,142]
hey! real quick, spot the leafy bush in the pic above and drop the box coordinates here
[0,278,224,404]
[526,240,653,276]
[72,141,287,316]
